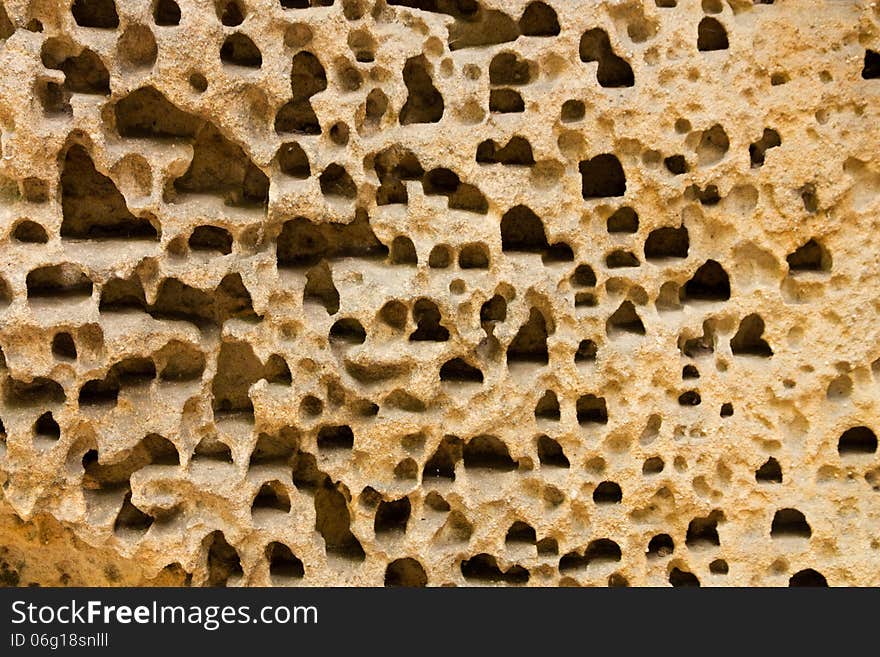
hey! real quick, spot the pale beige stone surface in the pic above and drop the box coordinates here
[0,0,879,587]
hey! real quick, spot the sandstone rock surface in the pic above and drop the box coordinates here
[0,0,879,586]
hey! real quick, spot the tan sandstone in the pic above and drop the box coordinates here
[0,0,879,587]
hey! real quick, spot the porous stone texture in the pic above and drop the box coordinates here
[0,0,878,587]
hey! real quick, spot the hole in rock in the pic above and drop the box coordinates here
[572,264,597,287]
[583,539,622,564]
[749,128,781,167]
[647,534,674,558]
[34,411,61,440]
[463,435,516,472]
[799,183,818,213]
[606,301,645,336]
[534,390,560,421]
[686,511,723,547]
[114,492,153,533]
[771,508,811,538]
[27,264,93,299]
[252,481,291,513]
[278,142,310,178]
[410,299,449,342]
[537,435,568,467]
[329,318,366,344]
[756,457,782,483]
[481,295,507,324]
[210,340,272,414]
[789,569,827,587]
[400,56,443,124]
[267,542,304,578]
[154,0,181,25]
[440,358,483,383]
[221,33,261,68]
[489,89,524,114]
[838,426,877,455]
[5,377,65,408]
[390,236,418,265]
[13,220,49,243]
[489,52,531,86]
[593,481,621,504]
[189,225,232,254]
[390,456,417,480]
[682,260,730,301]
[664,155,688,175]
[643,456,664,474]
[606,250,639,268]
[157,341,205,381]
[580,154,626,198]
[118,25,158,69]
[669,568,700,587]
[519,2,559,36]
[22,178,49,203]
[461,554,528,584]
[378,300,407,329]
[250,428,299,467]
[314,480,365,561]
[575,339,597,362]
[218,0,244,25]
[561,100,585,122]
[501,205,548,253]
[863,50,880,79]
[644,226,689,259]
[330,121,350,144]
[709,559,728,575]
[730,314,772,357]
[61,146,158,239]
[204,531,243,586]
[696,124,729,166]
[117,87,268,206]
[579,28,634,87]
[606,207,638,233]
[786,239,831,272]
[477,137,535,166]
[275,51,327,134]
[507,308,549,365]
[42,46,110,95]
[506,521,536,545]
[374,497,411,534]
[52,332,77,360]
[447,7,518,51]
[459,243,490,269]
[319,164,357,199]
[72,0,119,28]
[423,436,462,481]
[697,17,728,51]
[384,558,427,587]
[317,425,354,450]
[576,394,608,424]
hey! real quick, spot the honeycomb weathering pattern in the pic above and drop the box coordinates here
[0,0,878,588]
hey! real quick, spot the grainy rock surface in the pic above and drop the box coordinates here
[0,0,878,587]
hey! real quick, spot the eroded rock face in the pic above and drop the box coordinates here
[0,0,878,587]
